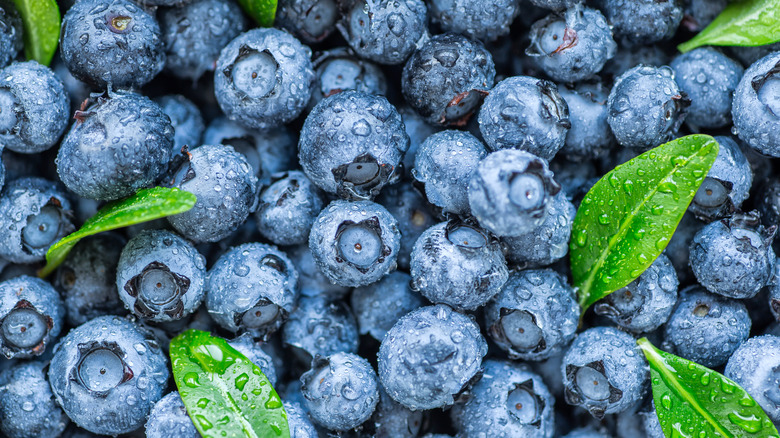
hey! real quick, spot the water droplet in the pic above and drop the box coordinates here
[184,372,200,388]
[727,412,763,433]
[235,373,249,391]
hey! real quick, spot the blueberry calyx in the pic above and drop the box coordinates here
[124,261,190,320]
[72,340,134,398]
[506,379,545,427]
[0,300,53,356]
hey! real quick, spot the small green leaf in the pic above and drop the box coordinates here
[38,187,196,278]
[170,329,289,438]
[570,134,719,314]
[11,0,60,65]
[237,0,277,27]
[638,338,780,438]
[678,0,780,53]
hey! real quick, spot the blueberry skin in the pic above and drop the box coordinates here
[557,81,614,161]
[429,0,520,42]
[351,271,425,341]
[48,316,169,435]
[54,233,126,326]
[757,178,780,227]
[299,91,409,200]
[607,65,689,150]
[309,200,400,287]
[0,61,69,153]
[282,296,359,364]
[145,391,198,438]
[502,190,575,268]
[561,327,647,418]
[301,352,379,431]
[283,401,318,438]
[160,0,246,81]
[594,254,678,333]
[372,387,424,438]
[256,171,324,246]
[485,269,578,361]
[602,44,670,79]
[688,136,752,222]
[206,243,298,339]
[214,28,314,130]
[561,428,610,438]
[410,221,508,311]
[0,361,69,438]
[468,150,561,237]
[153,95,205,152]
[402,33,496,126]
[399,105,443,171]
[665,212,702,285]
[59,0,165,89]
[116,230,206,322]
[376,181,437,271]
[227,333,277,385]
[338,0,427,65]
[451,360,554,438]
[602,0,683,44]
[663,286,750,368]
[0,276,63,358]
[413,130,488,216]
[732,52,780,157]
[689,213,775,299]
[309,47,387,109]
[478,76,569,160]
[286,243,350,300]
[528,0,576,10]
[670,48,743,129]
[276,0,339,44]
[57,92,174,201]
[729,42,780,68]
[527,6,616,83]
[724,335,780,423]
[167,144,259,242]
[0,3,21,69]
[378,305,487,410]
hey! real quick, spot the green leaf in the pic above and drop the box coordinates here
[38,187,196,278]
[237,0,277,27]
[170,329,289,438]
[569,134,719,314]
[678,0,780,53]
[11,0,60,65]
[637,338,780,438]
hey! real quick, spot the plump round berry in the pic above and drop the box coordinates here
[167,144,259,242]
[0,361,69,438]
[300,91,408,200]
[153,95,205,152]
[478,76,570,160]
[227,333,278,385]
[56,92,174,201]
[309,47,387,108]
[724,335,780,423]
[284,401,318,437]
[0,276,63,359]
[732,51,780,157]
[0,3,21,69]
[528,0,576,10]
[59,0,165,89]
[403,33,496,126]
[351,271,424,341]
[145,391,198,438]
[286,244,351,300]
[48,316,169,435]
[309,200,400,287]
[276,0,339,44]
[214,28,314,130]
[372,388,424,438]
[301,352,379,431]
[429,0,520,41]
[282,296,358,364]
[376,181,437,271]
[688,136,752,222]
[602,0,683,44]
[378,305,487,410]
[557,81,614,161]
[400,104,443,170]
[256,171,324,246]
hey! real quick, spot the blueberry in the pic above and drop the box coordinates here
[468,149,561,237]
[153,95,205,152]
[640,402,665,438]
[378,305,487,410]
[376,181,437,271]
[214,28,314,130]
[527,0,576,10]
[0,361,69,438]
[145,391,198,438]
[593,254,678,333]
[562,327,647,418]
[310,47,387,108]
[301,352,379,431]
[607,65,689,150]
[0,276,62,357]
[663,286,750,367]
[410,220,508,310]
[670,48,743,129]
[757,178,780,227]
[227,333,278,385]
[665,212,703,284]
[399,105,443,171]
[59,0,165,89]
[602,44,670,79]
[159,0,246,81]
[48,316,169,435]
[602,0,683,44]
[276,0,339,44]
[299,91,409,200]
[527,6,616,83]
[286,243,351,300]
[429,0,520,41]
[557,81,615,161]
[728,42,780,68]
[402,33,496,126]
[283,401,318,438]
[478,76,569,160]
[372,387,424,438]
[688,136,752,222]
[309,200,400,287]
[167,144,259,242]
[338,0,427,65]
[0,177,73,263]
[561,428,611,438]
[116,230,206,322]
[351,271,425,341]
[689,212,775,299]
[732,51,780,157]
[683,0,727,32]
[282,296,359,364]
[206,242,298,339]
[0,2,20,69]
[724,335,780,423]
[57,91,174,201]
[451,360,554,438]
[256,171,324,246]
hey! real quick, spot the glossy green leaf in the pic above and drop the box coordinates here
[170,330,289,438]
[678,0,780,53]
[237,0,277,27]
[38,187,196,278]
[638,338,780,438]
[569,135,719,314]
[11,0,60,65]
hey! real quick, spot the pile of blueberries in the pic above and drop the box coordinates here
[0,0,780,436]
